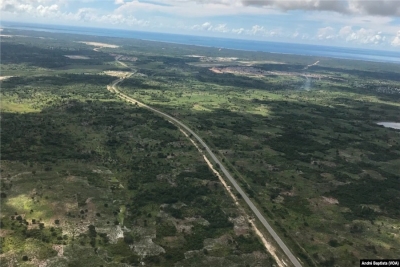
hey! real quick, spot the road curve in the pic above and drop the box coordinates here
[108,71,303,267]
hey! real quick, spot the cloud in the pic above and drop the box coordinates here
[339,26,387,44]
[190,22,284,38]
[1,0,398,49]
[391,30,400,46]
[213,23,229,32]
[349,0,400,16]
[317,26,335,39]
[1,0,35,13]
[0,0,149,27]
[74,10,148,26]
[232,27,244,34]
[247,24,266,35]
[192,22,229,32]
[338,25,353,36]
[192,22,213,30]
[202,22,213,30]
[36,4,59,17]
[114,0,278,17]
[241,0,400,16]
[316,25,389,45]
[242,0,349,13]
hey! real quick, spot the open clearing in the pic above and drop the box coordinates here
[0,76,14,81]
[103,70,132,78]
[64,55,90,59]
[77,41,119,48]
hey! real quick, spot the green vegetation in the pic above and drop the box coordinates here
[114,36,400,266]
[1,27,400,266]
[0,30,273,267]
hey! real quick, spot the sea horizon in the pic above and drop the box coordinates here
[2,21,400,64]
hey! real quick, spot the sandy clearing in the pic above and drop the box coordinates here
[103,71,131,78]
[322,196,339,204]
[238,60,285,65]
[114,54,137,62]
[211,66,327,81]
[210,66,267,77]
[186,55,239,62]
[192,104,212,112]
[78,41,119,48]
[64,55,90,59]
[0,76,14,81]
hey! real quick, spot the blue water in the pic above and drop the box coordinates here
[2,21,400,64]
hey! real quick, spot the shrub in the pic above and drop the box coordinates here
[328,239,340,247]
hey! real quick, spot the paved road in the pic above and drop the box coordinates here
[109,70,303,267]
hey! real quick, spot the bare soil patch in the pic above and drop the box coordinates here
[64,55,90,59]
[230,216,250,236]
[0,76,14,81]
[103,71,131,78]
[321,196,339,204]
[112,54,137,62]
[78,41,119,48]
[210,66,267,76]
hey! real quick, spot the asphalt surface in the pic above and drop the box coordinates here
[110,71,303,267]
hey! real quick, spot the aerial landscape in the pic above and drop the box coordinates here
[1,1,400,267]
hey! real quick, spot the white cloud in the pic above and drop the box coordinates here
[36,4,59,17]
[201,22,213,31]
[247,24,266,35]
[1,0,34,13]
[232,27,244,34]
[190,22,284,38]
[192,22,229,33]
[317,26,335,40]
[192,22,213,31]
[339,25,352,37]
[0,0,149,27]
[213,23,229,33]
[391,30,400,46]
[316,25,390,45]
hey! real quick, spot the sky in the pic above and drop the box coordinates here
[1,0,400,50]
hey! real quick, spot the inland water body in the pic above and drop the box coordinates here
[377,122,400,130]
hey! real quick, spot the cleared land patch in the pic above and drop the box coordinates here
[77,41,119,48]
[64,55,90,59]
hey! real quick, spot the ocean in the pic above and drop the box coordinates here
[2,22,400,64]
